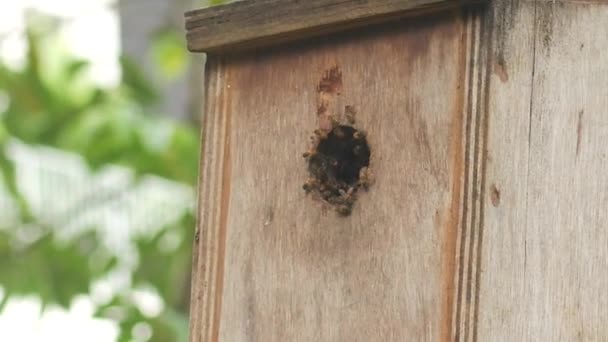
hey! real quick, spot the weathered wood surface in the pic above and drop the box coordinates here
[189,0,608,341]
[477,1,608,341]
[185,0,487,53]
[189,10,481,342]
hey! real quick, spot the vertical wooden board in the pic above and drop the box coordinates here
[449,8,489,342]
[523,3,608,340]
[195,12,469,342]
[475,0,537,340]
[479,1,608,341]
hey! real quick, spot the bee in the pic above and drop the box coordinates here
[344,105,357,125]
[322,190,334,200]
[302,149,316,159]
[333,125,345,138]
[338,186,355,201]
[330,115,341,129]
[336,203,353,216]
[358,167,374,190]
[314,129,328,140]
[353,130,366,140]
[302,178,319,193]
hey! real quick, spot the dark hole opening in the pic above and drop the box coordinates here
[308,125,370,198]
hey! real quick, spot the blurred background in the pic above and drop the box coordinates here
[0,0,229,341]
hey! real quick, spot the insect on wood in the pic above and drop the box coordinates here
[302,66,373,216]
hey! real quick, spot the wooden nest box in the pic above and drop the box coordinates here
[185,0,608,341]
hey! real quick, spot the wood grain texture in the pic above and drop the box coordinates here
[475,1,537,340]
[190,1,608,341]
[450,8,491,342]
[525,5,608,339]
[189,57,233,342]
[185,0,487,53]
[477,0,608,341]
[189,11,483,341]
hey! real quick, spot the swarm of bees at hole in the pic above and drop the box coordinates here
[302,105,374,216]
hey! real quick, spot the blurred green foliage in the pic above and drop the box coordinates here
[151,29,190,81]
[0,12,200,342]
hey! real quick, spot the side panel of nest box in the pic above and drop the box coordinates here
[190,11,485,342]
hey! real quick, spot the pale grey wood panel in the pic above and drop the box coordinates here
[479,1,608,341]
[523,3,608,340]
[476,1,537,340]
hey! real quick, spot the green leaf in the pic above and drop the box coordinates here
[0,230,109,308]
[133,214,193,309]
[120,56,159,105]
[0,11,197,340]
[65,60,90,80]
[151,29,189,80]
[0,145,34,222]
[0,121,8,145]
[97,296,185,342]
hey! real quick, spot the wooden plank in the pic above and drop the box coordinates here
[188,11,480,341]
[521,3,608,340]
[475,0,537,340]
[185,0,486,53]
[189,57,233,342]
[449,8,491,342]
[478,1,608,340]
